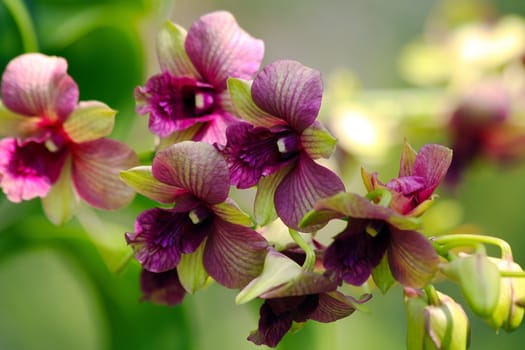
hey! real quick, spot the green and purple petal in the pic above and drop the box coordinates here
[0,138,67,202]
[387,228,439,288]
[152,141,230,204]
[140,268,186,306]
[62,101,116,143]
[275,155,345,231]
[185,11,264,89]
[251,60,322,133]
[156,21,200,78]
[203,218,268,288]
[0,102,41,138]
[1,53,78,121]
[309,291,361,323]
[72,138,139,209]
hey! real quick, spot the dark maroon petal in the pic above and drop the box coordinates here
[323,219,389,286]
[153,141,230,204]
[1,53,79,121]
[72,138,139,210]
[387,228,439,288]
[185,11,264,89]
[275,155,345,231]
[0,138,67,202]
[220,123,297,188]
[251,60,322,132]
[203,218,268,288]
[140,268,186,306]
[135,72,217,138]
[310,291,359,323]
[125,207,208,272]
[260,271,338,298]
[412,144,452,201]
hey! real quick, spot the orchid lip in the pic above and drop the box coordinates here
[277,134,300,157]
[194,91,215,115]
[188,206,211,225]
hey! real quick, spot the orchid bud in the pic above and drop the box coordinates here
[484,258,525,332]
[441,252,500,317]
[405,289,470,350]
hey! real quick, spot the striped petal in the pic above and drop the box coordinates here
[63,101,115,143]
[156,21,200,78]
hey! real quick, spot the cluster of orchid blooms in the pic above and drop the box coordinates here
[2,10,525,349]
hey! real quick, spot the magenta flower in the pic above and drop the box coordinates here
[301,192,439,288]
[361,142,452,215]
[135,11,264,145]
[0,53,139,224]
[221,60,345,230]
[122,141,268,289]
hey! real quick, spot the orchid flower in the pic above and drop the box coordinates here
[0,53,139,224]
[221,60,345,230]
[135,11,264,145]
[361,141,452,216]
[122,141,268,289]
[140,268,187,306]
[301,192,439,289]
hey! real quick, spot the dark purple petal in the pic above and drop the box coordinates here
[412,144,452,201]
[385,176,425,195]
[252,60,322,132]
[275,155,344,231]
[140,268,186,306]
[1,53,78,121]
[135,72,217,137]
[72,138,139,210]
[153,141,230,204]
[185,11,264,89]
[0,138,67,202]
[220,123,298,188]
[309,291,359,323]
[248,295,319,347]
[387,228,439,288]
[323,219,389,286]
[125,207,208,272]
[203,218,268,288]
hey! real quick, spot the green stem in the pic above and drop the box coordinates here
[432,234,513,260]
[366,188,392,207]
[289,229,315,272]
[424,284,441,306]
[500,270,525,278]
[3,0,38,52]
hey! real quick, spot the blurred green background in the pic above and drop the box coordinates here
[2,0,525,349]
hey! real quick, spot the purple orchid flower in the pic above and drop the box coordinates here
[0,53,139,224]
[300,192,439,288]
[135,11,264,145]
[361,141,452,216]
[220,60,345,230]
[122,141,268,289]
[242,248,367,347]
[140,268,186,306]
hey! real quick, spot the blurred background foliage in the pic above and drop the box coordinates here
[1,0,525,349]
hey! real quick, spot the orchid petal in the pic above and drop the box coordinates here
[412,144,452,200]
[360,168,383,193]
[227,78,284,127]
[388,228,439,288]
[157,123,202,151]
[275,156,344,232]
[204,218,267,288]
[41,156,78,225]
[254,165,292,226]
[156,21,200,78]
[120,166,186,204]
[193,110,238,146]
[260,271,338,299]
[72,139,139,209]
[63,101,115,143]
[140,268,186,306]
[301,122,337,159]
[1,53,78,121]
[252,60,322,132]
[152,141,230,204]
[310,291,358,323]
[177,243,209,294]
[0,138,67,202]
[0,102,40,138]
[212,198,254,227]
[399,140,417,177]
[185,11,264,88]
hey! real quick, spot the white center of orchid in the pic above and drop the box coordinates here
[188,207,210,225]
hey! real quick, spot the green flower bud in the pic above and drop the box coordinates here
[441,252,500,317]
[405,289,470,350]
[484,258,525,332]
